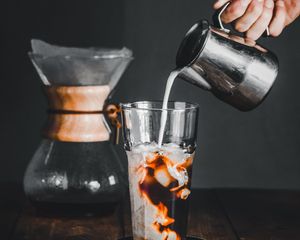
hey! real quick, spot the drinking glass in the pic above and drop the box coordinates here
[121,101,199,240]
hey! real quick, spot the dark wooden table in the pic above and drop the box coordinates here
[1,184,300,240]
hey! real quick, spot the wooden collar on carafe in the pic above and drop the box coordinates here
[43,85,111,142]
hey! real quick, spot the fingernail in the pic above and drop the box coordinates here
[213,0,222,8]
[235,23,246,32]
[276,0,285,7]
[257,0,264,3]
[265,0,274,9]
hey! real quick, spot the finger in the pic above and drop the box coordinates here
[220,0,252,23]
[234,0,264,32]
[213,0,230,10]
[284,0,300,26]
[246,0,274,40]
[269,0,286,37]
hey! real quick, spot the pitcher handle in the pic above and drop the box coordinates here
[213,1,270,36]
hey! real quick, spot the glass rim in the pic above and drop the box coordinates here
[121,101,199,112]
[28,52,134,61]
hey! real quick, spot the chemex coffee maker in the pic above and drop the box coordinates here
[23,39,133,215]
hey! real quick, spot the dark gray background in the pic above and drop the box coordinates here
[1,0,299,189]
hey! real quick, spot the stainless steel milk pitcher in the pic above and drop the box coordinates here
[176,3,279,111]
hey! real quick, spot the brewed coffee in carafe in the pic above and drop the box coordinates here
[23,40,133,215]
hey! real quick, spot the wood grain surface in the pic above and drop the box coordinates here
[0,185,299,240]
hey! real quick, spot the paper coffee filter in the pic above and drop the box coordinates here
[29,39,133,88]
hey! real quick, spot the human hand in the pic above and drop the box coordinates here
[213,0,300,40]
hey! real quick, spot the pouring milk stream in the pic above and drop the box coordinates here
[158,70,180,147]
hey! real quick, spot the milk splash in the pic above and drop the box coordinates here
[158,70,181,147]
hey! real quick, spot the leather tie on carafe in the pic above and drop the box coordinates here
[105,103,121,145]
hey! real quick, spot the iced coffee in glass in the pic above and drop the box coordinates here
[121,101,199,240]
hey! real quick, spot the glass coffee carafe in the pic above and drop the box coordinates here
[23,40,133,215]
